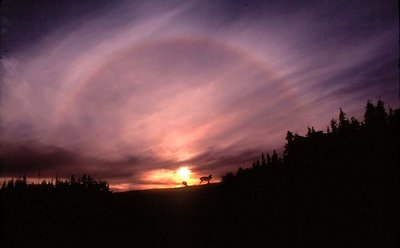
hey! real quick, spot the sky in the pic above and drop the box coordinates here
[0,0,398,190]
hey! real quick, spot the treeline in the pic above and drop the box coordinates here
[218,100,399,247]
[222,99,399,185]
[0,174,110,193]
[1,174,112,247]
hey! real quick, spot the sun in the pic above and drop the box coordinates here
[177,167,191,181]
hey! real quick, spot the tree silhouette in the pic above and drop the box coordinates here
[266,153,271,166]
[261,152,267,166]
[271,150,279,167]
[0,174,110,193]
[364,100,375,129]
[330,118,338,133]
[219,100,398,247]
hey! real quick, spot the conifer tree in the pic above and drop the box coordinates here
[375,99,388,129]
[330,119,338,133]
[271,150,279,167]
[338,108,350,130]
[261,153,267,166]
[364,100,375,129]
[267,153,271,166]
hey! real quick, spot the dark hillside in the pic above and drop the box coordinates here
[220,100,399,247]
[1,183,226,247]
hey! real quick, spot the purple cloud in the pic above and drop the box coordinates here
[1,0,398,190]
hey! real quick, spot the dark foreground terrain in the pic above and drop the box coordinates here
[1,184,224,247]
[1,180,398,248]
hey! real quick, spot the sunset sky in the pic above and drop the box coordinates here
[1,0,398,190]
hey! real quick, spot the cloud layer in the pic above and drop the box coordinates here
[1,0,398,189]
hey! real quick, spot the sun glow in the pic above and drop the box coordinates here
[177,167,191,181]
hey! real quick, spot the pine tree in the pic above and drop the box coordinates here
[375,99,388,129]
[338,108,350,130]
[284,131,294,163]
[261,152,266,166]
[350,117,360,131]
[330,119,338,133]
[364,100,375,129]
[271,150,279,167]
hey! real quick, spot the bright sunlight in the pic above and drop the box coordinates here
[177,167,191,181]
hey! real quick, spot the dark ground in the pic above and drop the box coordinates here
[1,179,398,248]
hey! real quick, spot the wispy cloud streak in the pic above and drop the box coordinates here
[1,0,398,189]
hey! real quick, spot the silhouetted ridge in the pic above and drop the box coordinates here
[220,100,399,247]
[1,174,110,193]
[222,99,399,184]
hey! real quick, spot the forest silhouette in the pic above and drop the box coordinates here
[218,99,399,247]
[1,174,110,193]
[1,100,398,247]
